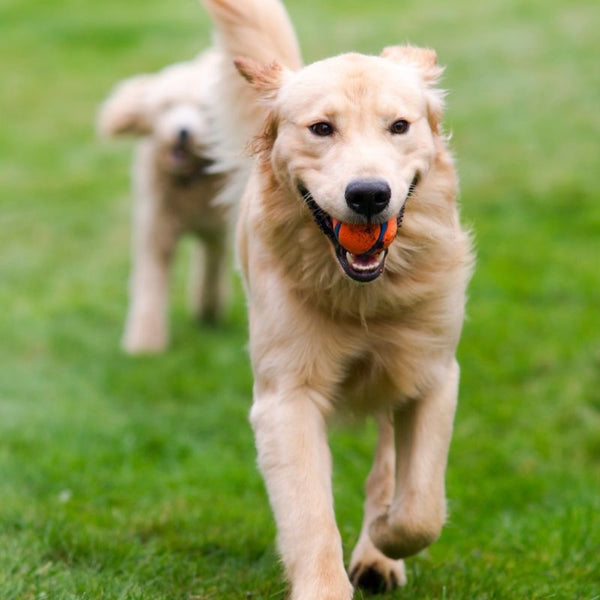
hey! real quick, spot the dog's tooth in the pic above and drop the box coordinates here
[346,251,386,273]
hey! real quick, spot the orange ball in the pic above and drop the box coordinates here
[331,217,398,255]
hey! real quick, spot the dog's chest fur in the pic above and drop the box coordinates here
[163,173,226,236]
[135,140,227,238]
[239,150,473,410]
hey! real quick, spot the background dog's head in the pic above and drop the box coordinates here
[98,51,219,177]
[236,46,446,281]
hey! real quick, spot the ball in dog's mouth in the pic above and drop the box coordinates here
[299,185,403,283]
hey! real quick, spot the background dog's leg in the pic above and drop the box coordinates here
[122,210,177,354]
[188,233,229,324]
[348,412,406,591]
[250,388,353,600]
[369,359,459,559]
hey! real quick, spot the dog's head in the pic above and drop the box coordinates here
[98,53,218,177]
[236,46,445,282]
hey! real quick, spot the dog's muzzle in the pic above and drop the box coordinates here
[299,175,419,283]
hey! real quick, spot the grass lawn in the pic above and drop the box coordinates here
[1,0,599,598]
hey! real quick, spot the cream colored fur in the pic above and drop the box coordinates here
[205,1,474,598]
[204,0,302,207]
[98,50,229,353]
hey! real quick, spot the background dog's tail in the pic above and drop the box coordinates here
[203,0,303,204]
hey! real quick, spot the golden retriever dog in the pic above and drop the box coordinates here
[98,50,230,354]
[206,0,474,597]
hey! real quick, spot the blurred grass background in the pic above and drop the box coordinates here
[1,0,599,598]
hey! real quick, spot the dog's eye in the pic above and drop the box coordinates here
[390,119,410,134]
[309,122,334,137]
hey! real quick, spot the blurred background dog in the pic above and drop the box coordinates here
[98,49,229,353]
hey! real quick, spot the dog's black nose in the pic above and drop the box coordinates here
[178,128,190,143]
[345,179,391,217]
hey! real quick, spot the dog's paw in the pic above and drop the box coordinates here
[349,560,405,594]
[291,576,354,600]
[121,324,168,354]
[369,508,443,560]
[349,535,406,593]
[349,537,406,594]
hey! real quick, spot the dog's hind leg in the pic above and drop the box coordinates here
[348,412,406,592]
[188,231,229,325]
[369,359,459,559]
[250,387,353,600]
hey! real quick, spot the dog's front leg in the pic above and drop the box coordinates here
[122,205,177,354]
[349,412,406,592]
[370,359,459,559]
[250,386,353,600]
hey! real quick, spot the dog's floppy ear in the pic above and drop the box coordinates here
[381,45,445,133]
[97,74,154,138]
[249,109,279,157]
[234,56,288,101]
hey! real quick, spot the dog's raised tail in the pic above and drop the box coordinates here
[204,0,302,71]
[202,0,302,205]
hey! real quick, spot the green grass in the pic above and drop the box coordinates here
[1,0,599,598]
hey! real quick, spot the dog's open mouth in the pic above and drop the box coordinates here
[167,143,214,179]
[171,144,191,164]
[299,178,418,283]
[336,246,387,282]
[169,142,199,169]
